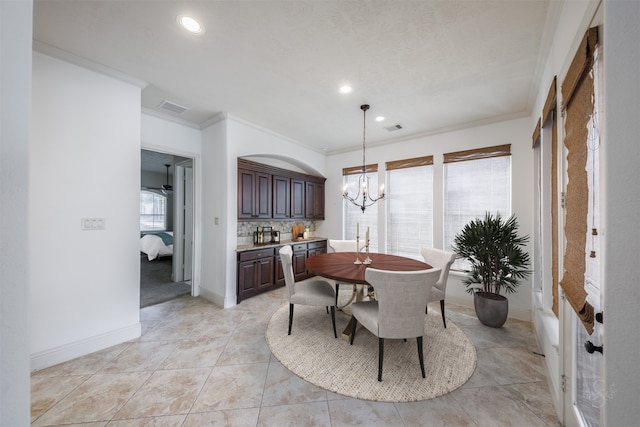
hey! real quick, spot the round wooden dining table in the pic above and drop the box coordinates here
[305,252,432,285]
[306,252,432,341]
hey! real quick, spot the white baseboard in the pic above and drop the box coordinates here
[198,286,225,308]
[446,295,532,322]
[30,323,141,372]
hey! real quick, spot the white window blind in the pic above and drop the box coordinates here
[386,157,433,259]
[140,190,167,231]
[443,146,511,269]
[343,169,379,251]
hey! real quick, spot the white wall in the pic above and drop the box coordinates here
[0,0,32,424]
[324,117,534,320]
[29,52,143,370]
[200,118,227,306]
[602,1,640,424]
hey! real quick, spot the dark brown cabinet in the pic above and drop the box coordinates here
[292,243,308,282]
[273,175,291,219]
[238,240,327,303]
[238,158,325,220]
[290,178,305,219]
[237,247,275,302]
[238,168,272,219]
[305,181,325,219]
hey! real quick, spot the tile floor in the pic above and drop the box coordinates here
[31,288,561,426]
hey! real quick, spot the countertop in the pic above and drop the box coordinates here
[237,237,327,252]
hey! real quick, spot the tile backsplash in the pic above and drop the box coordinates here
[237,220,317,246]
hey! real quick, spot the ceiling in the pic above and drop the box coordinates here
[33,0,558,155]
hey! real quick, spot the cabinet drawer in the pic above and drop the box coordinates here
[292,243,307,252]
[307,240,327,250]
[238,247,275,262]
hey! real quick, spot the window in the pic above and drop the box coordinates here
[443,145,511,269]
[386,156,433,259]
[140,190,167,231]
[343,165,379,252]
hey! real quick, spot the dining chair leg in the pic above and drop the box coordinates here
[440,300,447,328]
[417,336,426,378]
[349,319,358,345]
[288,304,294,335]
[378,338,384,382]
[425,304,428,315]
[330,306,337,338]
[335,284,340,306]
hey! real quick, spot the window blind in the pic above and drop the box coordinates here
[385,157,433,259]
[443,146,511,270]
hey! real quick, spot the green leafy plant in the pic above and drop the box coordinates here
[452,212,531,295]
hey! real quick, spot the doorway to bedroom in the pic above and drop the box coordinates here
[140,149,194,307]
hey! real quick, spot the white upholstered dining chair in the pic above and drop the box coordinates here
[420,247,456,328]
[279,245,337,338]
[328,239,365,306]
[349,267,441,381]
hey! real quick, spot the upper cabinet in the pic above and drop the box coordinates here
[305,181,325,220]
[238,158,325,221]
[272,175,291,219]
[238,168,272,219]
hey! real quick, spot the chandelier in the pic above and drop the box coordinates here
[343,104,385,213]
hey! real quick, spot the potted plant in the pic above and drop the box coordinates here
[451,212,531,327]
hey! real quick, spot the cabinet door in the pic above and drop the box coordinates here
[237,260,257,300]
[292,250,307,281]
[275,255,285,287]
[291,179,305,219]
[305,182,325,219]
[237,169,272,219]
[255,172,272,218]
[256,257,275,291]
[238,169,256,219]
[273,175,290,219]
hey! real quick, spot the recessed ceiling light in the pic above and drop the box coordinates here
[339,85,353,94]
[177,15,205,35]
[375,116,385,122]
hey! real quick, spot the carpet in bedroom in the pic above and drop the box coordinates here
[140,255,191,308]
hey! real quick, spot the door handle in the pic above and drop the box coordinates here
[584,340,603,355]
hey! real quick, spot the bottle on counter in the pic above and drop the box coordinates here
[303,227,309,239]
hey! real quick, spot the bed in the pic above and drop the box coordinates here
[140,231,174,261]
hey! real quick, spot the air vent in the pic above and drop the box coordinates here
[159,100,189,114]
[384,123,403,132]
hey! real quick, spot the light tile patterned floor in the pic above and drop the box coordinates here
[31,288,561,426]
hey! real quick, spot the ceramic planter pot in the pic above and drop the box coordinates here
[474,291,508,328]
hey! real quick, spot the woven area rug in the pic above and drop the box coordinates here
[265,302,477,402]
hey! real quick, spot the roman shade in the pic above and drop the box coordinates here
[385,156,433,171]
[343,164,378,175]
[443,144,510,164]
[559,27,599,334]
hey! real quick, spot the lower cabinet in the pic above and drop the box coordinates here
[237,247,275,303]
[292,244,308,282]
[237,240,328,303]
